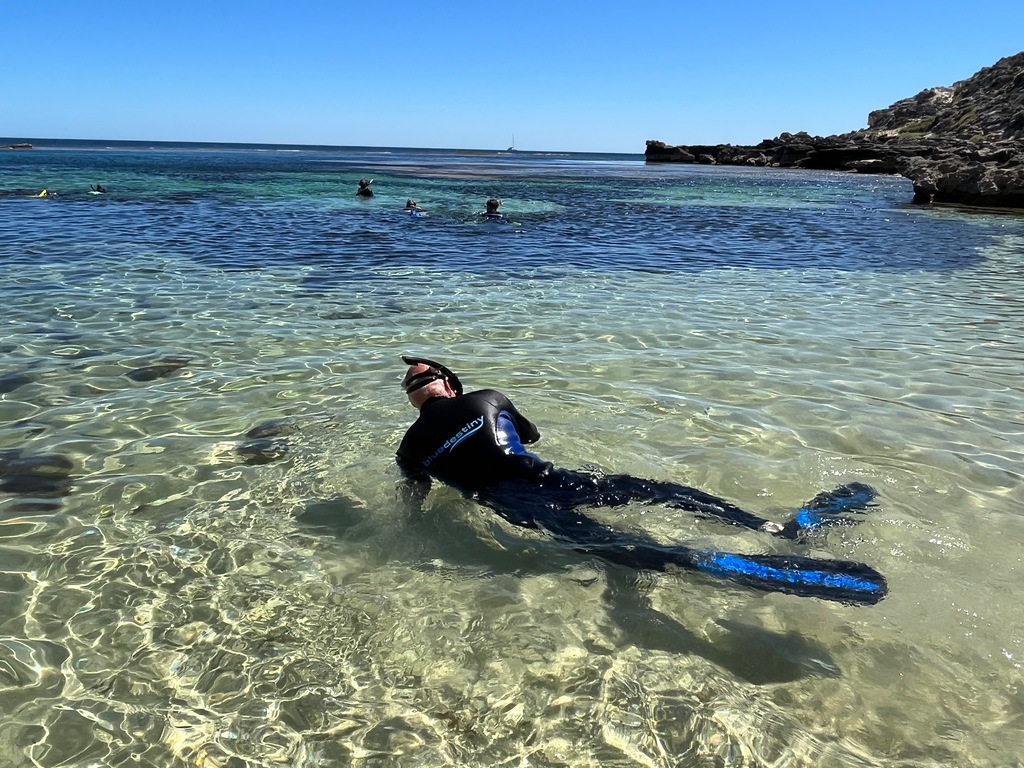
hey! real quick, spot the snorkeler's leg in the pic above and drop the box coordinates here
[479,474,665,546]
[578,473,878,540]
[489,493,887,605]
[777,482,878,541]
[579,473,783,534]
[645,479,879,540]
[477,477,887,605]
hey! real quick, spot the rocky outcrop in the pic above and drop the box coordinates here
[647,133,924,174]
[901,143,1024,207]
[867,88,954,133]
[646,51,1024,208]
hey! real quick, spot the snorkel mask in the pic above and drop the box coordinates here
[401,356,464,396]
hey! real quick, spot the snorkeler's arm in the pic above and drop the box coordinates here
[396,453,431,508]
[496,394,541,444]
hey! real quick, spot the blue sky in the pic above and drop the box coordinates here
[4,1,1022,153]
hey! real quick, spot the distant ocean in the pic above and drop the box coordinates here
[2,139,1023,767]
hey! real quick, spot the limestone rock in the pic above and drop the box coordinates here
[646,51,1024,208]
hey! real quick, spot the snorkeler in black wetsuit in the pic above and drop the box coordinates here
[397,385,550,491]
[396,357,885,601]
[482,198,503,219]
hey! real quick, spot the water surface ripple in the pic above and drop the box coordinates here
[1,144,1023,767]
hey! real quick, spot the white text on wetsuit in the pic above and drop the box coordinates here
[423,416,484,467]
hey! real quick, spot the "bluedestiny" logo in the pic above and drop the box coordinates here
[423,416,484,467]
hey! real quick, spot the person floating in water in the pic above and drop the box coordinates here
[405,199,426,216]
[90,184,107,193]
[482,198,503,219]
[395,357,886,603]
[356,178,374,197]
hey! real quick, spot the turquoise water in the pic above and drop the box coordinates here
[2,142,1023,767]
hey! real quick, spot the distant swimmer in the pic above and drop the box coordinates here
[395,357,888,605]
[405,199,426,217]
[356,178,374,198]
[482,197,503,220]
[35,189,57,198]
[90,184,107,193]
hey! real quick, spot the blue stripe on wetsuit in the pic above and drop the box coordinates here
[497,411,528,454]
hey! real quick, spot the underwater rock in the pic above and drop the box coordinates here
[0,372,34,394]
[296,496,366,533]
[320,309,369,320]
[245,417,302,439]
[235,418,305,464]
[0,450,75,496]
[125,357,190,382]
[236,438,290,465]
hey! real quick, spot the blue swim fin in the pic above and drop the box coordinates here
[580,537,888,605]
[690,549,887,606]
[779,482,878,541]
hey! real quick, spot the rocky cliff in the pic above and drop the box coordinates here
[646,51,1024,208]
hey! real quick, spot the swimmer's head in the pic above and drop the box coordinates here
[401,356,463,408]
[485,198,502,212]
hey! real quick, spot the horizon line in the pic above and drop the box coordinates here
[2,136,645,156]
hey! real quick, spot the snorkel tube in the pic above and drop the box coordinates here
[401,356,464,396]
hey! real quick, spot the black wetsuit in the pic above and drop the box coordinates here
[397,390,550,490]
[397,389,781,547]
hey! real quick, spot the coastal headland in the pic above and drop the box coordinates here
[646,51,1024,209]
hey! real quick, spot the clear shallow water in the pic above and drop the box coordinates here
[1,142,1023,767]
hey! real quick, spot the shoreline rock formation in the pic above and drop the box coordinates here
[646,51,1024,209]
